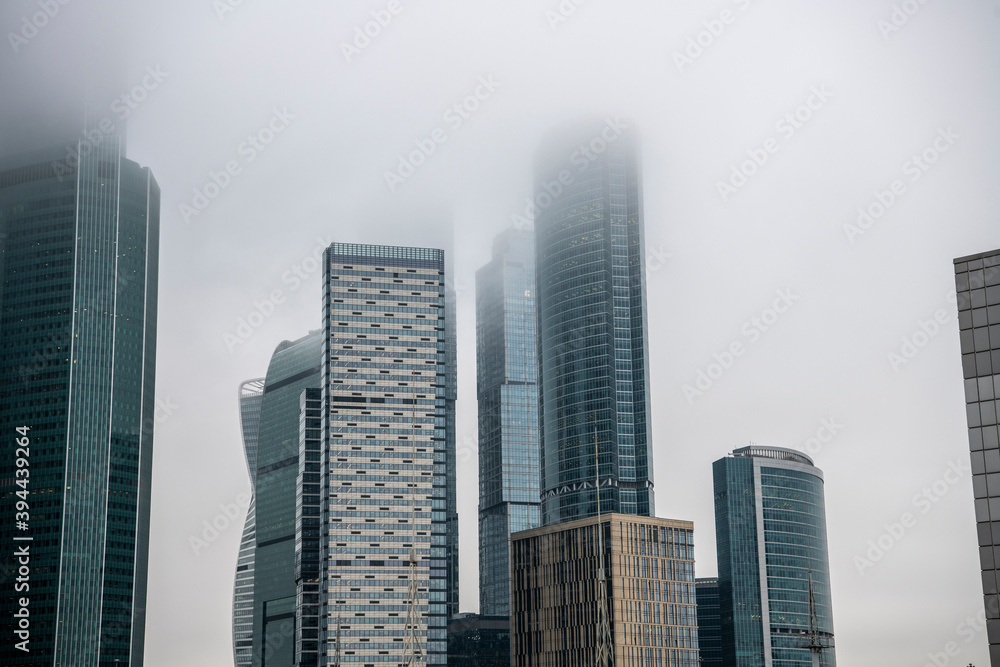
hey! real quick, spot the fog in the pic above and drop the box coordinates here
[2,1,997,664]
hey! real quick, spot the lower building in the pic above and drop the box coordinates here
[447,613,511,666]
[953,249,1000,666]
[511,513,699,666]
[714,446,836,667]
[696,578,722,666]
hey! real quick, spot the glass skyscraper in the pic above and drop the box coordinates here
[696,578,722,666]
[318,243,453,664]
[713,446,836,667]
[953,248,1000,665]
[251,331,324,667]
[534,119,655,525]
[476,228,539,619]
[0,135,159,665]
[234,378,265,667]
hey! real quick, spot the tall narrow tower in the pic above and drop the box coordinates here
[0,135,160,665]
[319,243,452,665]
[476,227,540,618]
[533,118,654,525]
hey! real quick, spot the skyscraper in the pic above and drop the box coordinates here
[0,134,160,664]
[713,446,836,667]
[953,248,1000,665]
[533,118,655,525]
[234,378,265,667]
[696,578,722,667]
[250,331,324,667]
[511,513,699,666]
[319,243,453,665]
[476,227,540,619]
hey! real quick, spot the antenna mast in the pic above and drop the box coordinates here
[594,412,612,667]
[403,379,424,665]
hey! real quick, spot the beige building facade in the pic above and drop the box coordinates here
[511,513,700,667]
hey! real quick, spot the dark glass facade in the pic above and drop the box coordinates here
[534,120,654,525]
[953,248,1000,666]
[476,228,540,617]
[294,388,323,667]
[251,331,323,667]
[234,378,265,667]
[319,243,452,664]
[696,578,722,666]
[446,614,511,666]
[0,137,159,665]
[713,447,836,667]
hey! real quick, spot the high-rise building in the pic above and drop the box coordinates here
[234,378,265,667]
[0,135,160,664]
[713,446,836,667]
[446,613,511,667]
[319,243,453,664]
[511,513,699,666]
[696,578,722,667]
[533,118,655,525]
[953,248,1000,665]
[476,227,539,619]
[250,331,324,667]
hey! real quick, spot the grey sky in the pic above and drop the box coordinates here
[2,1,997,664]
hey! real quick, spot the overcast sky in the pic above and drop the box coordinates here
[3,1,999,664]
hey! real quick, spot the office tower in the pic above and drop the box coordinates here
[251,331,324,667]
[0,135,159,664]
[511,513,699,666]
[447,613,511,666]
[234,378,265,667]
[476,227,540,619]
[533,118,654,525]
[319,243,452,665]
[696,578,722,667]
[953,248,1000,665]
[713,446,836,667]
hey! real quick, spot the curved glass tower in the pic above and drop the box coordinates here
[534,118,654,525]
[0,136,159,665]
[234,378,264,667]
[713,446,836,667]
[251,331,323,667]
